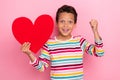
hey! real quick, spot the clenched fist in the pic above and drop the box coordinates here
[89,19,98,31]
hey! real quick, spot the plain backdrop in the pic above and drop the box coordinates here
[0,0,120,80]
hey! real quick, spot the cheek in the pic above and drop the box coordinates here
[57,23,63,28]
[57,24,62,31]
[70,25,75,29]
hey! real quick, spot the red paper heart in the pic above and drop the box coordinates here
[12,14,54,53]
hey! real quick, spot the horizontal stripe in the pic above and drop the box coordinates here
[51,74,83,79]
[51,55,83,60]
[51,61,82,67]
[95,45,103,47]
[38,57,50,63]
[40,54,50,60]
[95,42,103,45]
[51,49,82,54]
[96,52,104,56]
[48,41,80,46]
[51,66,83,71]
[51,68,83,73]
[49,45,81,50]
[41,49,49,55]
[96,49,104,52]
[48,42,80,46]
[51,71,83,77]
[52,58,82,62]
[51,60,82,66]
[33,36,104,80]
[49,47,81,51]
[51,63,83,68]
[51,52,83,57]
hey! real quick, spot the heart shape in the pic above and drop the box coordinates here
[12,14,54,53]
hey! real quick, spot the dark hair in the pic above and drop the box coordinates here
[56,5,78,23]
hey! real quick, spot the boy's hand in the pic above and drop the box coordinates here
[21,42,32,55]
[89,19,98,31]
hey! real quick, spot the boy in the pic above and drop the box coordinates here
[21,5,104,80]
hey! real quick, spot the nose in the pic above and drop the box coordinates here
[64,22,68,27]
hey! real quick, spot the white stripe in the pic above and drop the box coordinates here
[49,44,80,50]
[51,60,83,66]
[51,52,83,57]
[51,68,83,74]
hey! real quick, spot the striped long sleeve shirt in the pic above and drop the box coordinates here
[30,35,104,80]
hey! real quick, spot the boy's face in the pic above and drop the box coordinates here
[57,12,76,37]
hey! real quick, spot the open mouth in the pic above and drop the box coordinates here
[62,28,70,33]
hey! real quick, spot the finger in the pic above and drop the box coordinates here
[21,42,30,51]
[22,42,29,47]
[27,42,31,49]
[23,42,29,48]
[21,42,27,50]
[24,42,31,50]
[23,42,30,49]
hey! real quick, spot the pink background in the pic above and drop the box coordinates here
[0,0,120,80]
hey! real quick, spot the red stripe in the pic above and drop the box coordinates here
[51,63,83,68]
[80,37,84,42]
[51,49,82,54]
[80,38,86,46]
[42,47,48,51]
[95,42,103,45]
[39,57,50,64]
[51,66,83,70]
[49,47,81,51]
[87,45,92,52]
[95,44,103,47]
[32,59,39,67]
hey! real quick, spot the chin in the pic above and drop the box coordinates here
[61,33,70,37]
[59,30,71,37]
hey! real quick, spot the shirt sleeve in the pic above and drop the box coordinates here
[30,44,50,72]
[80,37,104,57]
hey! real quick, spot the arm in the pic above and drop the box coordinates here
[89,19,102,41]
[80,19,104,57]
[21,42,50,72]
[90,19,104,56]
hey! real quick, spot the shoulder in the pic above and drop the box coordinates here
[47,37,56,42]
[73,35,86,42]
[45,37,56,45]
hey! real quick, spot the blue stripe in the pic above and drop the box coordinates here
[40,54,50,60]
[52,58,82,62]
[51,74,83,79]
[52,60,83,66]
[81,40,87,50]
[36,61,42,70]
[48,44,80,49]
[88,45,94,55]
[48,42,80,46]
[96,52,104,57]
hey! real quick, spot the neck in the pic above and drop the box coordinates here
[56,34,72,41]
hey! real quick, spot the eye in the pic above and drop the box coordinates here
[68,20,74,24]
[59,20,65,23]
